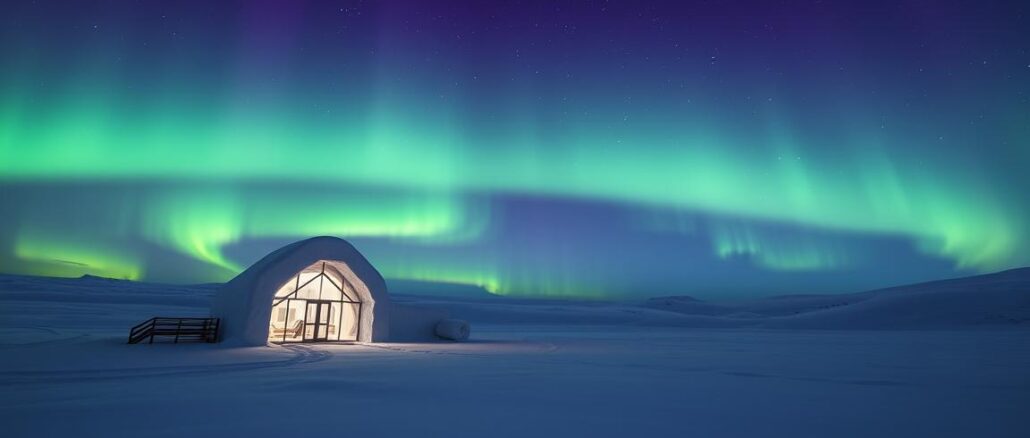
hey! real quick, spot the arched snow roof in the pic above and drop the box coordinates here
[211,236,390,345]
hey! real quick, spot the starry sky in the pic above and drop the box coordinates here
[1,0,1028,299]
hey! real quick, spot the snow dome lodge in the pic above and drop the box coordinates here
[128,237,469,345]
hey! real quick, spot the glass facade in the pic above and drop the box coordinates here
[268,261,363,343]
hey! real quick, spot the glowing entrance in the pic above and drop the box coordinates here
[268,261,363,343]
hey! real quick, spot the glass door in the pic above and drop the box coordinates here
[317,302,330,340]
[304,301,330,342]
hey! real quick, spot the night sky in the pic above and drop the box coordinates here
[1,1,1028,298]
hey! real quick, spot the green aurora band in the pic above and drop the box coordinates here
[1,97,1021,277]
[1,1,1027,296]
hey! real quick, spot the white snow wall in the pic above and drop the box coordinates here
[211,236,391,346]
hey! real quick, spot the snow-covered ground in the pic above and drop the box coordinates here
[1,272,1029,437]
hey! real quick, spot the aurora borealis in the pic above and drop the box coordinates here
[1,1,1028,298]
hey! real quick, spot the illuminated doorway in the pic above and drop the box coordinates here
[268,261,363,343]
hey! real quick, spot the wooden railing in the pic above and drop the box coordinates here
[128,317,220,344]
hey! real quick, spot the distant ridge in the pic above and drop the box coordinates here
[644,266,1030,328]
[78,274,132,282]
[865,266,1030,293]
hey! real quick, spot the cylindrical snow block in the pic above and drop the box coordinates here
[435,319,470,341]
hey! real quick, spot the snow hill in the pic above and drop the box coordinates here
[648,267,1030,329]
[401,267,1030,329]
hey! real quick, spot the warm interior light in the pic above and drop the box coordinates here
[268,260,366,343]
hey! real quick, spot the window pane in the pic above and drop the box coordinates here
[270,299,305,342]
[342,280,359,302]
[296,272,321,300]
[341,303,360,341]
[274,275,299,298]
[284,300,304,342]
[306,303,316,321]
[320,277,343,301]
[330,302,342,340]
